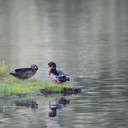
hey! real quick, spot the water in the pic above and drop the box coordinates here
[0,0,128,127]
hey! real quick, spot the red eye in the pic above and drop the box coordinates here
[48,64,51,67]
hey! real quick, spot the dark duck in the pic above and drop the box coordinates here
[48,62,70,83]
[10,64,38,80]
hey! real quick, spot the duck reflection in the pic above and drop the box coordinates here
[13,99,38,110]
[48,97,70,117]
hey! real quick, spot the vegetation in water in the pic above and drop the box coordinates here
[0,63,72,97]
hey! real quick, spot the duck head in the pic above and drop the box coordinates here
[31,64,38,71]
[48,62,56,70]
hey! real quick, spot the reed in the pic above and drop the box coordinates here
[0,63,72,97]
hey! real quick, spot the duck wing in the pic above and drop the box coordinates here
[56,70,70,81]
[56,70,65,78]
[15,68,31,73]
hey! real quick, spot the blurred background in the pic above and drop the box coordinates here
[0,0,128,128]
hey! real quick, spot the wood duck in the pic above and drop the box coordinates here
[10,64,38,80]
[48,62,70,83]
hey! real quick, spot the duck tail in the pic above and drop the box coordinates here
[10,72,16,77]
[66,77,70,81]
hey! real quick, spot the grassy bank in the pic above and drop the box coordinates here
[0,63,72,97]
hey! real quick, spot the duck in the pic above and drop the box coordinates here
[10,64,38,80]
[48,62,70,83]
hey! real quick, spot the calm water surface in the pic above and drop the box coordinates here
[0,0,128,128]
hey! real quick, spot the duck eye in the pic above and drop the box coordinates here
[48,64,51,67]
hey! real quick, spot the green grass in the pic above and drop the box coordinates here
[0,63,72,97]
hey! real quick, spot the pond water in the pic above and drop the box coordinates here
[0,0,128,128]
